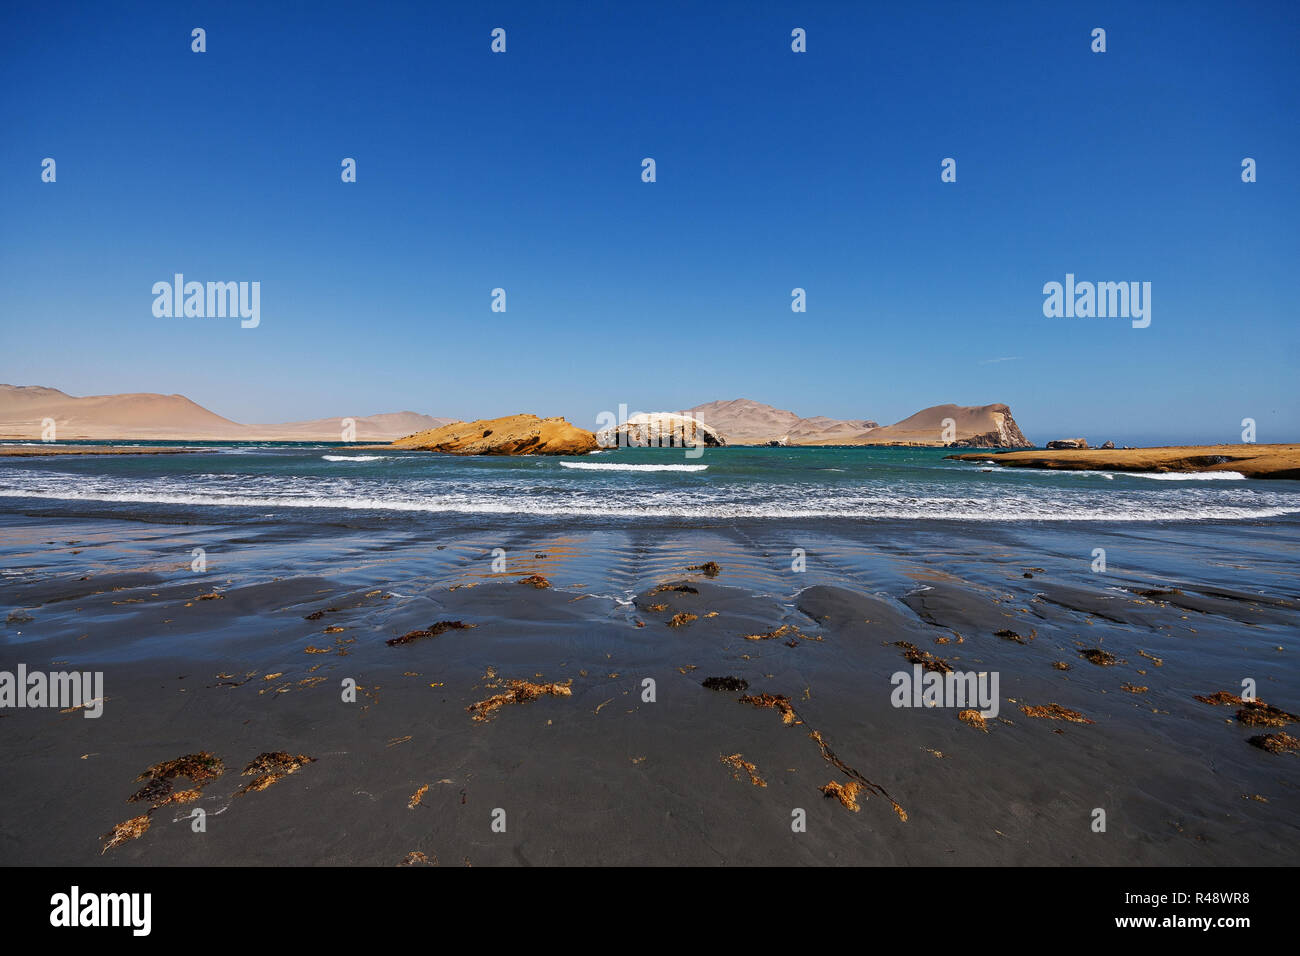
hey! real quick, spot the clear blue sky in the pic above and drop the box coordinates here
[2,0,1297,445]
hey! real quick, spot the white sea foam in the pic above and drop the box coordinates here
[322,455,387,462]
[559,462,708,472]
[1,485,1295,522]
[1123,471,1247,480]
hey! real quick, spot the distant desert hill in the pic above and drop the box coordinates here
[0,384,453,441]
[681,399,877,445]
[820,403,1030,447]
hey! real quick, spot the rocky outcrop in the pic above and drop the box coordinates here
[597,413,725,449]
[947,444,1300,480]
[1099,440,1115,449]
[390,414,598,456]
[1046,438,1089,450]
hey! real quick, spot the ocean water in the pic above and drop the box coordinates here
[1,442,1298,526]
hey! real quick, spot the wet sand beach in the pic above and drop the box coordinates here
[2,508,1297,866]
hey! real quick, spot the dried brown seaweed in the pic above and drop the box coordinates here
[688,561,721,577]
[1195,691,1246,706]
[739,693,800,725]
[893,640,952,674]
[467,678,573,722]
[820,780,864,812]
[702,676,749,692]
[160,789,201,806]
[397,851,435,866]
[137,751,224,786]
[994,628,1035,644]
[1236,701,1298,728]
[127,777,173,805]
[101,814,151,854]
[720,753,767,787]
[1247,731,1299,755]
[667,612,698,627]
[652,583,699,595]
[1020,703,1093,724]
[387,620,476,647]
[236,752,315,795]
[958,709,988,732]
[521,574,551,589]
[1079,648,1119,666]
[807,729,907,822]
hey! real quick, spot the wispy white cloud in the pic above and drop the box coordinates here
[978,356,1022,365]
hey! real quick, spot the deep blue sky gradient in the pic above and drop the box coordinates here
[2,0,1297,444]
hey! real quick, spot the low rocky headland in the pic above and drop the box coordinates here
[948,443,1300,480]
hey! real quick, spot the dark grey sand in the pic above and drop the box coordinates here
[1,511,1297,865]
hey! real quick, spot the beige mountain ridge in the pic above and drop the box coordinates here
[0,385,1031,449]
[0,384,454,442]
[680,398,1030,447]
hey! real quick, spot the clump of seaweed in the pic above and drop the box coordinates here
[236,752,315,795]
[387,620,475,647]
[667,612,698,627]
[652,583,698,595]
[994,628,1034,644]
[1020,703,1093,724]
[720,753,766,787]
[807,729,907,821]
[958,709,988,732]
[397,851,435,866]
[304,610,325,620]
[702,676,749,692]
[893,640,952,674]
[520,574,551,589]
[1052,661,1071,671]
[127,777,173,806]
[408,784,429,809]
[739,693,800,725]
[160,789,201,806]
[137,752,225,787]
[467,678,573,722]
[745,624,800,642]
[820,780,864,812]
[1236,701,1298,728]
[101,814,151,854]
[1079,648,1119,666]
[1195,691,1245,706]
[688,561,721,577]
[1248,732,1299,755]
[1121,683,1149,694]
[197,592,223,601]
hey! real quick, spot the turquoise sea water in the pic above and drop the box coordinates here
[1,442,1297,525]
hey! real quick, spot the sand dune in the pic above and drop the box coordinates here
[0,385,453,441]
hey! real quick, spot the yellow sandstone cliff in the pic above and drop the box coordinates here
[388,414,598,456]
